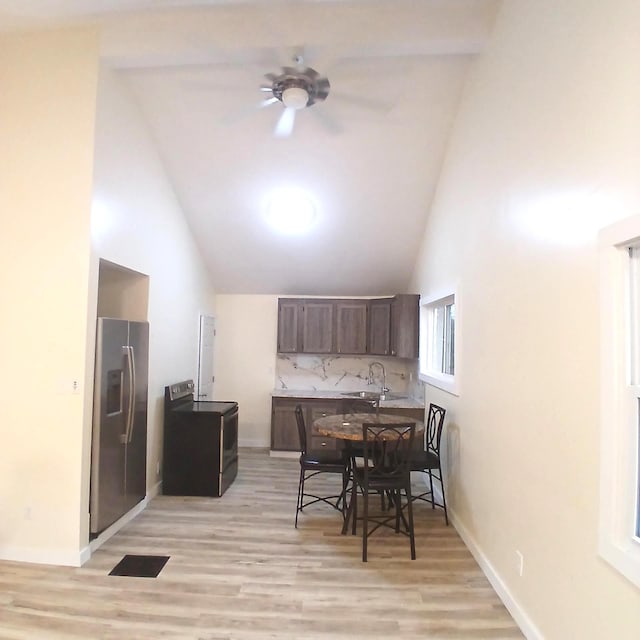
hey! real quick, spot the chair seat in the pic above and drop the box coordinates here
[409,449,440,471]
[353,467,407,492]
[295,404,349,528]
[300,451,346,471]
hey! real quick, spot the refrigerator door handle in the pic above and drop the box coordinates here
[124,345,136,444]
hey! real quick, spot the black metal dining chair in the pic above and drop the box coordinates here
[342,422,416,561]
[294,405,349,527]
[408,403,448,524]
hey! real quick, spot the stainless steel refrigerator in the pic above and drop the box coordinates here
[90,318,149,535]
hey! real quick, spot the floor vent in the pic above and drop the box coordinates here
[108,554,170,578]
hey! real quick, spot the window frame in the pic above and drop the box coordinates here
[599,215,640,589]
[418,287,459,396]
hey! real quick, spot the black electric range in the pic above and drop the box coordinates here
[163,380,238,497]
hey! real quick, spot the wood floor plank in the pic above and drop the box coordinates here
[0,448,523,639]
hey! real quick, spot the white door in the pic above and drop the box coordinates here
[197,314,215,399]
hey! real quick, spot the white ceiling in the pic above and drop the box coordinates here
[0,0,501,295]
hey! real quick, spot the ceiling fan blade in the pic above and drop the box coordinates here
[274,107,296,138]
[260,97,278,107]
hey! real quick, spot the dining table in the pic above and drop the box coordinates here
[313,412,424,538]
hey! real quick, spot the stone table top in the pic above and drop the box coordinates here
[313,412,424,441]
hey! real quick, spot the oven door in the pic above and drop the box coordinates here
[219,406,238,496]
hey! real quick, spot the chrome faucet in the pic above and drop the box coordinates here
[368,361,389,399]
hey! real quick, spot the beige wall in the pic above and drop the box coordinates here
[213,295,278,447]
[0,28,100,565]
[90,67,217,527]
[0,34,216,566]
[410,1,640,637]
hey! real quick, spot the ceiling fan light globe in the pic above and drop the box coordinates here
[282,87,308,110]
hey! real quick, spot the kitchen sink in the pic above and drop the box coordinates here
[340,391,408,401]
[340,391,381,400]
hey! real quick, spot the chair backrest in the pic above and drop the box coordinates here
[361,422,415,482]
[426,403,446,455]
[294,405,307,455]
[338,398,380,415]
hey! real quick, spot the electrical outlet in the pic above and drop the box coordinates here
[156,461,160,476]
[57,378,81,394]
[24,506,32,520]
[515,550,524,576]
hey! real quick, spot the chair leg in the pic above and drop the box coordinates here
[295,466,305,528]
[362,486,368,562]
[428,469,435,510]
[351,483,358,536]
[405,485,416,560]
[394,490,401,533]
[340,464,350,518]
[341,481,356,535]
[437,465,449,526]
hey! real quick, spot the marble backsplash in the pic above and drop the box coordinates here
[276,354,422,398]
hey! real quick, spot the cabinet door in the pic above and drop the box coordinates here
[308,402,339,451]
[301,301,334,353]
[335,300,368,354]
[391,294,420,359]
[277,299,299,353]
[271,400,300,451]
[368,299,392,355]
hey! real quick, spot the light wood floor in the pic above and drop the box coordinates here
[0,448,523,639]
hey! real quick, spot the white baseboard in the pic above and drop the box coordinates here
[86,493,152,562]
[269,450,299,459]
[239,437,270,448]
[2,486,160,568]
[0,544,87,567]
[450,508,543,640]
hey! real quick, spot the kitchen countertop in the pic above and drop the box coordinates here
[272,388,425,410]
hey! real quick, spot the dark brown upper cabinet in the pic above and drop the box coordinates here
[368,298,392,355]
[335,300,368,354]
[277,299,299,353]
[301,301,334,353]
[276,295,419,358]
[391,294,420,359]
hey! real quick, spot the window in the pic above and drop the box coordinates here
[628,246,640,540]
[599,216,640,588]
[419,290,458,395]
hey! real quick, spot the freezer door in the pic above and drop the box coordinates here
[90,318,129,534]
[124,321,149,512]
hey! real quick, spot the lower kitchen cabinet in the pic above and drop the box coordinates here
[271,398,339,453]
[271,399,299,450]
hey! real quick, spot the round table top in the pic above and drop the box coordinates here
[313,412,424,441]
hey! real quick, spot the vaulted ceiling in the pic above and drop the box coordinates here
[0,0,501,294]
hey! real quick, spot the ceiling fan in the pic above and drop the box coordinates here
[259,54,331,137]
